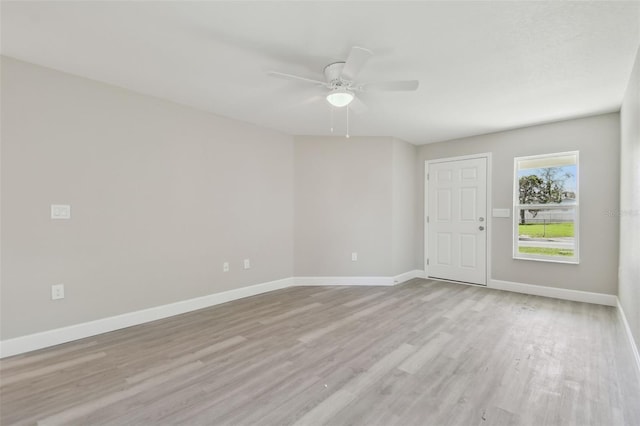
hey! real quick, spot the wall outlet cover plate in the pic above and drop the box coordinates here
[51,204,71,219]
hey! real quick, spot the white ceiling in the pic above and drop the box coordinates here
[2,1,639,145]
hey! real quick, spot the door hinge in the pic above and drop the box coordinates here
[427,173,429,180]
[427,258,430,266]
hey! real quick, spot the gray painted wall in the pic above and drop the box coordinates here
[417,113,621,295]
[1,57,294,339]
[293,136,419,277]
[620,46,640,351]
[392,139,419,275]
[293,136,394,276]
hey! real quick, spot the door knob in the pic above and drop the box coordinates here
[479,226,485,231]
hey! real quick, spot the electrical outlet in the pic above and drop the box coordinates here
[243,259,251,269]
[351,252,358,261]
[223,262,229,272]
[51,204,71,219]
[51,284,65,300]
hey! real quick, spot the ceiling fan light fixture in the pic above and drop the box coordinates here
[326,88,354,107]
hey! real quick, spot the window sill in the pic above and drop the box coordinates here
[513,255,579,265]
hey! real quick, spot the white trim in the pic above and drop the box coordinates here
[486,154,493,286]
[489,279,616,306]
[0,277,293,359]
[427,152,493,164]
[0,271,425,358]
[293,270,425,287]
[427,277,486,288]
[2,273,614,359]
[617,298,640,376]
[424,162,429,279]
[513,150,580,264]
[294,276,393,286]
[393,269,426,284]
[425,152,492,286]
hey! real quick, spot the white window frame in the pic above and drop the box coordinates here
[513,151,579,264]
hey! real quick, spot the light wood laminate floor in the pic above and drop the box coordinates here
[1,279,639,425]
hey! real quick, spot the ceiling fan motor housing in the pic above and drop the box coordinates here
[324,62,350,89]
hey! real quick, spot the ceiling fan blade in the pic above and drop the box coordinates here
[340,46,373,81]
[349,97,368,114]
[268,71,327,86]
[361,80,419,92]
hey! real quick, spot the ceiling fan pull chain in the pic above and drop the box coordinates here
[330,106,334,133]
[346,106,350,138]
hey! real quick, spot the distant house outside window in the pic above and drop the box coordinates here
[514,151,579,264]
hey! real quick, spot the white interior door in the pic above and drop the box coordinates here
[427,157,487,285]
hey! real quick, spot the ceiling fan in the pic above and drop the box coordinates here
[268,46,419,111]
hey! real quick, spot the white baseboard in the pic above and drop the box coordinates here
[294,276,394,286]
[617,298,640,376]
[0,271,426,358]
[3,272,612,359]
[393,269,426,283]
[0,277,293,359]
[293,270,425,287]
[489,279,617,306]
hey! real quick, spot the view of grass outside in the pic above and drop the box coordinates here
[517,221,575,258]
[518,222,574,238]
[518,246,574,257]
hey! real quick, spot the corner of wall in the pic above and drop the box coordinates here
[618,44,640,362]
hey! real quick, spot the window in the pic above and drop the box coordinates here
[514,151,579,263]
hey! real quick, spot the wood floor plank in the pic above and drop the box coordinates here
[125,335,247,384]
[259,302,323,325]
[0,352,107,387]
[0,341,99,373]
[398,332,453,374]
[298,297,398,343]
[342,291,386,307]
[37,361,204,425]
[1,279,639,426]
[293,343,416,426]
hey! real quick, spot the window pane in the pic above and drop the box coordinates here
[514,151,579,263]
[517,207,575,258]
[518,164,577,206]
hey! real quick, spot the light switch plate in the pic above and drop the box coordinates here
[243,259,251,269]
[492,208,511,218]
[51,204,71,219]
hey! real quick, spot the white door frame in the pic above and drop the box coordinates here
[424,153,492,285]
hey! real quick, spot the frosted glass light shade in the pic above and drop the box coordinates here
[326,89,354,107]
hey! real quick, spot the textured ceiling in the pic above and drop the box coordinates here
[2,1,639,144]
